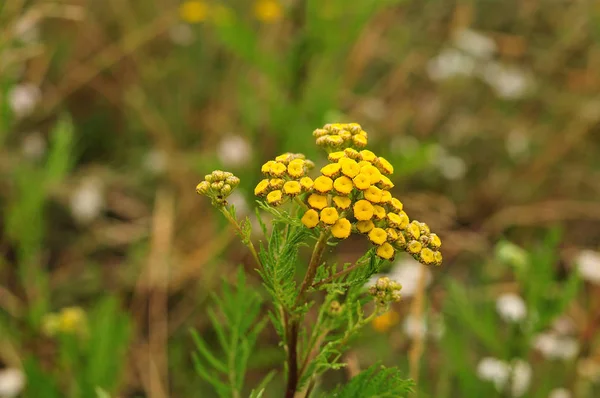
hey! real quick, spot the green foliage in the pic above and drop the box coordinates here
[326,363,413,398]
[191,268,267,398]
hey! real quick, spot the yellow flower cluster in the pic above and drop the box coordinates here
[254,123,443,265]
[254,153,315,206]
[41,307,88,338]
[369,276,402,307]
[313,123,368,151]
[196,170,241,206]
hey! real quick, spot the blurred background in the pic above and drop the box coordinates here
[1,0,600,397]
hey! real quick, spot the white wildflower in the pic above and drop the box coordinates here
[510,359,532,397]
[8,83,41,118]
[227,191,249,216]
[548,388,571,398]
[477,357,510,391]
[576,250,600,284]
[168,23,195,46]
[496,293,527,323]
[383,257,432,298]
[427,48,476,81]
[0,368,25,398]
[143,149,167,175]
[70,177,104,224]
[453,29,497,60]
[217,135,252,168]
[438,155,466,180]
[21,131,46,160]
[402,314,427,339]
[534,332,579,360]
[552,316,576,336]
[481,62,532,100]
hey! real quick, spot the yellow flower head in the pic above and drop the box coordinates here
[320,207,339,225]
[360,150,377,162]
[376,242,395,260]
[301,209,319,228]
[344,148,360,159]
[375,156,394,174]
[379,175,394,189]
[407,221,421,240]
[352,134,367,148]
[333,196,352,210]
[340,158,360,178]
[287,158,305,178]
[434,251,443,266]
[419,247,435,265]
[353,199,374,221]
[314,176,334,193]
[356,220,374,233]
[180,0,209,23]
[328,151,346,162]
[254,179,270,196]
[386,228,399,242]
[269,178,284,189]
[352,173,371,190]
[360,164,382,184]
[331,218,351,239]
[283,181,301,196]
[368,228,388,245]
[372,310,399,333]
[333,176,353,195]
[307,193,328,210]
[407,240,422,254]
[300,176,314,191]
[254,0,283,23]
[267,190,283,205]
[429,233,442,249]
[364,186,383,203]
[380,190,392,203]
[387,212,409,229]
[390,198,403,212]
[395,233,407,248]
[321,163,341,178]
[270,162,287,177]
[373,205,386,220]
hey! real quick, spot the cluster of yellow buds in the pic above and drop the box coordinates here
[313,123,368,151]
[252,123,443,265]
[369,276,402,307]
[196,170,241,206]
[41,307,88,338]
[254,153,315,206]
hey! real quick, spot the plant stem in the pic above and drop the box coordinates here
[408,263,428,392]
[219,208,263,272]
[297,231,330,303]
[285,320,300,398]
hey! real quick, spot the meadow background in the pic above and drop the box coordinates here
[1,0,600,397]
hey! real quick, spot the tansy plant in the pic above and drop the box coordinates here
[195,123,442,397]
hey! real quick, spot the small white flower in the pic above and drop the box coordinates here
[477,357,510,391]
[168,23,195,46]
[481,62,532,100]
[576,250,600,284]
[0,368,25,398]
[534,332,579,360]
[217,135,252,168]
[402,314,427,339]
[453,29,497,60]
[496,293,527,323]
[143,149,167,175]
[505,129,530,159]
[384,258,432,298]
[228,191,249,216]
[8,83,41,118]
[427,48,476,81]
[438,155,466,180]
[21,131,46,160]
[548,388,571,398]
[552,316,576,336]
[70,177,104,224]
[510,359,532,397]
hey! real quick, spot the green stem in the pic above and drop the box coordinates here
[219,208,263,272]
[296,231,330,304]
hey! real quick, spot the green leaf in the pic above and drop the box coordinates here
[325,363,413,397]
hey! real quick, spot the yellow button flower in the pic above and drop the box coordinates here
[407,240,422,254]
[283,181,301,196]
[379,175,394,189]
[372,310,399,333]
[419,248,435,265]
[254,179,270,196]
[179,0,209,23]
[270,162,287,177]
[344,148,360,159]
[254,0,283,23]
[360,164,382,184]
[301,209,319,228]
[364,186,382,203]
[360,150,377,162]
[387,212,409,229]
[357,160,371,169]
[395,233,406,248]
[333,196,351,209]
[321,163,341,177]
[320,207,339,225]
[328,151,346,162]
[368,228,387,245]
[331,218,351,239]
[429,233,442,249]
[434,251,443,266]
[390,198,403,212]
[375,157,394,174]
[307,194,328,210]
[353,199,374,220]
[380,190,392,203]
[287,159,305,178]
[275,153,291,163]
[314,176,333,193]
[386,228,398,242]
[269,178,284,189]
[267,190,283,205]
[261,160,276,174]
[352,134,367,148]
[352,173,371,190]
[407,221,421,239]
[376,242,395,260]
[333,176,353,195]
[300,176,314,191]
[373,205,386,220]
[340,158,360,178]
[356,220,374,233]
